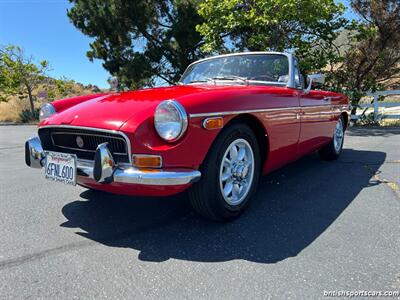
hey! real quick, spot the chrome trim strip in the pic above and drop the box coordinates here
[38,125,132,163]
[190,107,298,118]
[189,104,350,118]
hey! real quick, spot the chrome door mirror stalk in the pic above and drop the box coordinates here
[93,143,115,183]
[25,137,45,168]
[304,73,325,94]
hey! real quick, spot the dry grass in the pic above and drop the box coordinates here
[0,82,105,123]
[379,119,400,127]
[0,96,32,122]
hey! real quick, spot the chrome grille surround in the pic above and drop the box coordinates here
[38,125,132,164]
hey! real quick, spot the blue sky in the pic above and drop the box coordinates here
[0,0,356,89]
[0,0,110,88]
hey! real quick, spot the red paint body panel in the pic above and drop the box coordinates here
[40,84,349,196]
[50,93,107,114]
[299,90,336,155]
[78,176,190,196]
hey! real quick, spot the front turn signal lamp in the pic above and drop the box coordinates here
[202,117,224,130]
[132,154,162,168]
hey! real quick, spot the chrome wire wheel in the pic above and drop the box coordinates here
[219,138,255,206]
[333,117,344,153]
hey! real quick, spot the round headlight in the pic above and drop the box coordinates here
[39,103,56,121]
[154,100,188,142]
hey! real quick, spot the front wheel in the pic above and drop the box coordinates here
[319,115,345,161]
[188,123,261,221]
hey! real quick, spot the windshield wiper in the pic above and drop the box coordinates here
[187,79,211,84]
[210,75,248,83]
[185,76,248,85]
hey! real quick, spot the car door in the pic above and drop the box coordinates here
[261,87,301,173]
[298,89,333,156]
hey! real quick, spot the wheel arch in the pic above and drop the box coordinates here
[224,113,269,168]
[341,111,349,130]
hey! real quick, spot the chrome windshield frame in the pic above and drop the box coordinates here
[179,52,296,88]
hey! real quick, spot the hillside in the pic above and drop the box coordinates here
[0,78,107,123]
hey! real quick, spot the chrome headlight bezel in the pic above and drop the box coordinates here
[154,100,188,142]
[39,103,56,121]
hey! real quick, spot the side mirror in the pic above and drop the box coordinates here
[305,73,325,93]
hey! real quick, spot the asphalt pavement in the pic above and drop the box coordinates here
[0,125,399,299]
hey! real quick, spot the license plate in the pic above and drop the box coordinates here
[44,151,77,186]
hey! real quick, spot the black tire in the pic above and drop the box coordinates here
[319,115,345,161]
[188,122,261,221]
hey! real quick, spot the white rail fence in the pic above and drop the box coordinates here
[351,90,400,121]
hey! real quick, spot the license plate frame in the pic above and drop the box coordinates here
[44,151,77,186]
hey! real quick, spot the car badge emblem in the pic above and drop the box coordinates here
[76,136,84,148]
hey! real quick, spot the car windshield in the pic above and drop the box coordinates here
[179,54,289,86]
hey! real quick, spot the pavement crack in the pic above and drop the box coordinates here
[364,165,400,200]
[0,240,94,271]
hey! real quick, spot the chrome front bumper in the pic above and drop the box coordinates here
[25,137,201,186]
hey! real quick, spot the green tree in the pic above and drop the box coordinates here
[197,0,347,71]
[0,45,50,114]
[327,0,400,109]
[42,77,78,100]
[67,0,204,89]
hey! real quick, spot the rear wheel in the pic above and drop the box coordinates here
[319,115,345,161]
[188,123,261,221]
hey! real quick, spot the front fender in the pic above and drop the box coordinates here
[49,93,108,114]
[121,114,236,169]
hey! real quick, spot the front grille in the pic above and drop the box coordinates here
[38,127,130,163]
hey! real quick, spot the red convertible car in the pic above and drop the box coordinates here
[25,52,350,221]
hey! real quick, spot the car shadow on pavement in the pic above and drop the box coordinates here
[61,149,386,264]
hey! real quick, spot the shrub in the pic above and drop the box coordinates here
[19,108,39,123]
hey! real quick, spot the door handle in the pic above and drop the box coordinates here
[323,96,331,102]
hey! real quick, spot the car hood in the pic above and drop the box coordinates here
[40,85,284,130]
[42,84,257,130]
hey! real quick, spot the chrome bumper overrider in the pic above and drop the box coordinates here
[25,136,201,186]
